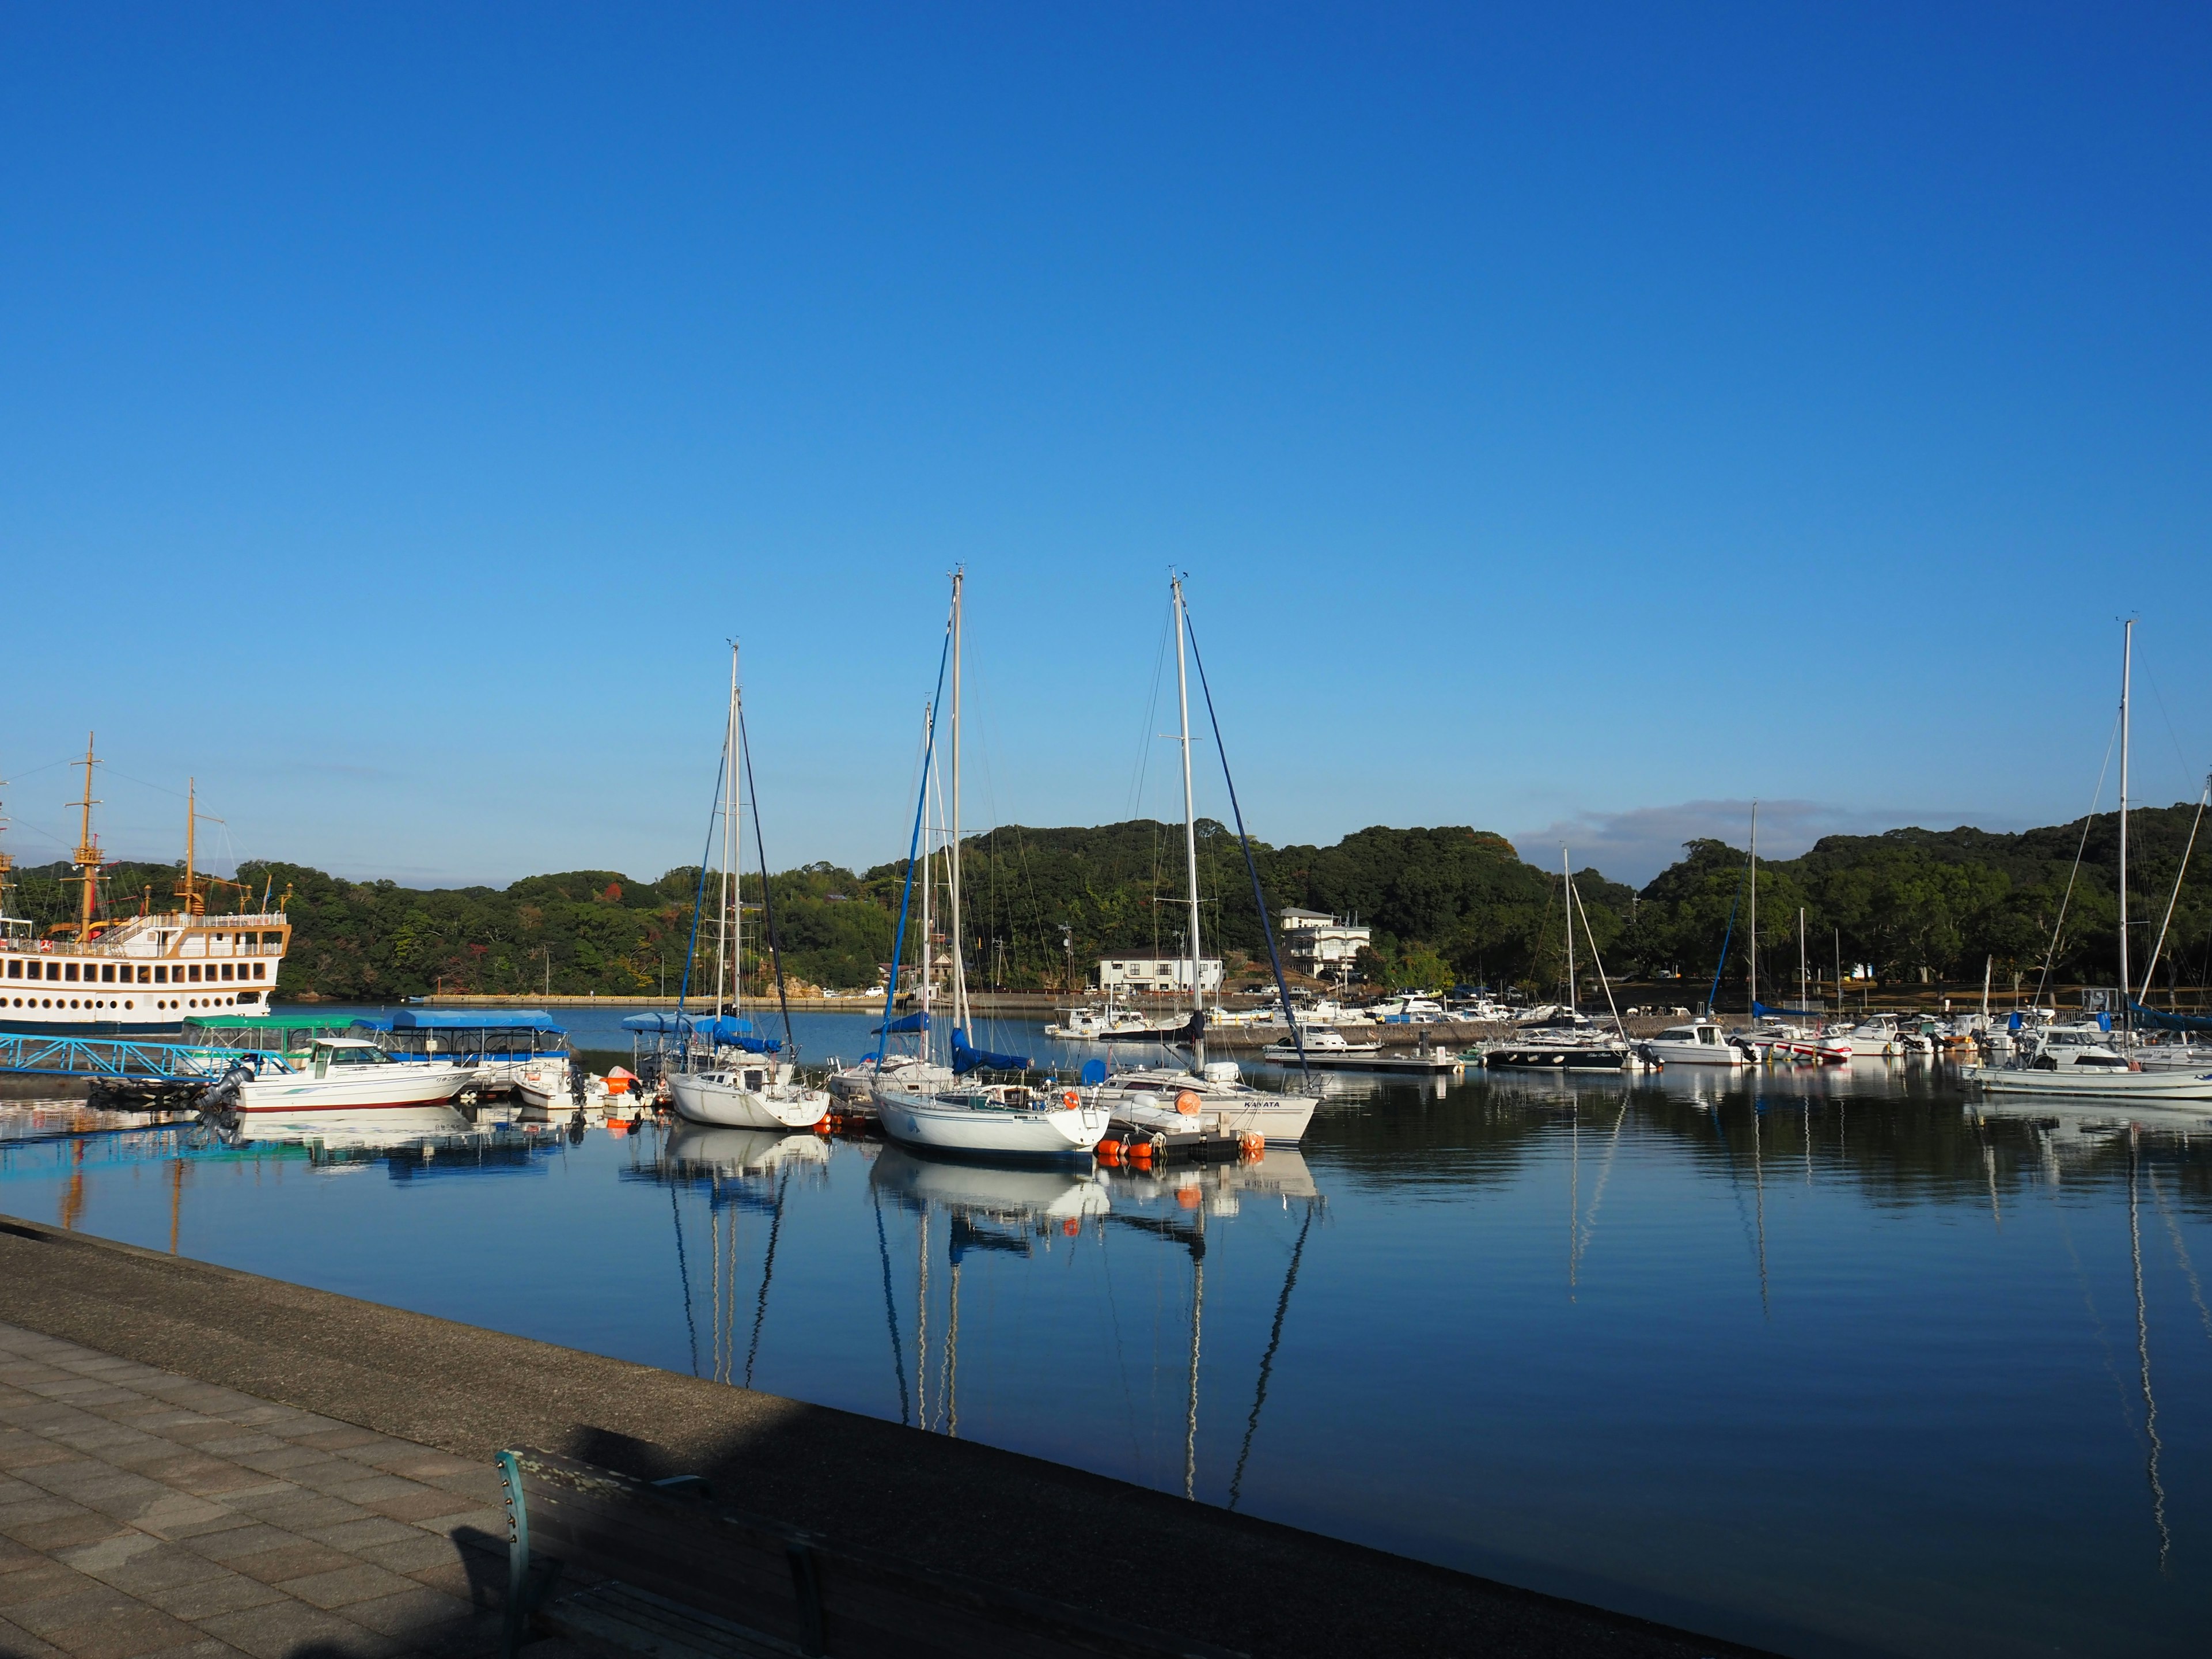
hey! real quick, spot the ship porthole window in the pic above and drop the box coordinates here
[125,1001,133,1010]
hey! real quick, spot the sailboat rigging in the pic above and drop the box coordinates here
[669,645,832,1130]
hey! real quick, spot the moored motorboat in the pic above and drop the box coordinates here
[211,1037,472,1127]
[1637,1020,1752,1067]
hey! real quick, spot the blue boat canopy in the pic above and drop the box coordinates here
[872,1012,929,1036]
[622,1012,753,1036]
[2131,1000,2212,1033]
[1752,1001,1827,1020]
[951,1027,1029,1076]
[389,1009,563,1032]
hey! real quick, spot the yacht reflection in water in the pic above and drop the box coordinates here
[627,1123,831,1387]
[869,1142,1325,1506]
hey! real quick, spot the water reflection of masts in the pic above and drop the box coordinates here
[2127,1126,2171,1569]
[1099,1206,1207,1497]
[1570,1100,1629,1297]
[1228,1206,1313,1513]
[872,1186,912,1426]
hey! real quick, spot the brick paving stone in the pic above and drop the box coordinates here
[139,1570,288,1622]
[271,1563,419,1611]
[58,1537,229,1600]
[4,1510,137,1555]
[4,1581,141,1638]
[32,1599,200,1658]
[224,1543,361,1586]
[0,1326,521,1659]
[298,1518,423,1554]
[353,1535,462,1578]
[366,1490,475,1527]
[195,1599,405,1659]
[0,1611,67,1657]
[332,1585,475,1641]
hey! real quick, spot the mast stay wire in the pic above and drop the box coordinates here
[2036,706,2123,1007]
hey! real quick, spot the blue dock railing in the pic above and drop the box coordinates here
[0,1033,289,1086]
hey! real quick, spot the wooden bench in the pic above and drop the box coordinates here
[495,1446,1246,1659]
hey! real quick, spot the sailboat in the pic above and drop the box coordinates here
[1963,622,2212,1104]
[874,573,1112,1160]
[1088,577,1319,1142]
[1482,847,1641,1071]
[668,646,831,1131]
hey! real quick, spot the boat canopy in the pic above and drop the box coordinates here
[388,1009,562,1031]
[1752,1001,1827,1020]
[185,1012,357,1032]
[621,1011,752,1036]
[951,1027,1029,1076]
[2131,1000,2212,1033]
[873,1012,929,1035]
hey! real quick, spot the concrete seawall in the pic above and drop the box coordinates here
[0,1214,1779,1658]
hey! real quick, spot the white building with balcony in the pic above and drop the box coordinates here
[1279,908,1372,980]
[1096,956,1224,995]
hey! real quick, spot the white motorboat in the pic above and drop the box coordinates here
[1638,1020,1752,1067]
[215,1038,471,1127]
[1044,1003,1187,1041]
[1846,1014,1909,1058]
[1091,1062,1319,1141]
[670,1059,828,1130]
[1963,1027,2212,1102]
[828,1051,952,1101]
[1260,1027,1379,1059]
[1743,1024,1854,1064]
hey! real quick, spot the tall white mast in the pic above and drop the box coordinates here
[948,570,968,1034]
[2119,619,2132,1039]
[1562,845,1576,1014]
[715,645,739,1022]
[1172,577,1205,1071]
[918,706,934,1037]
[1748,801,1759,1019]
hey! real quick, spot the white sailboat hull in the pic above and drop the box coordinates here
[876,1088,1109,1158]
[669,1070,830,1130]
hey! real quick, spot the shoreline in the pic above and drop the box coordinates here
[0,1211,1781,1658]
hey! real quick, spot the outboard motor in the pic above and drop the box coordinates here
[198,1058,255,1120]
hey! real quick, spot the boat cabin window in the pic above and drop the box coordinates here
[5,963,16,979]
[1699,1027,1718,1043]
[1657,1028,1695,1042]
[316,1043,390,1067]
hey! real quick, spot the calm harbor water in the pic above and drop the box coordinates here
[4,1010,2210,1658]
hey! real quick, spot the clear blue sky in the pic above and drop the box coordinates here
[5,3,2208,889]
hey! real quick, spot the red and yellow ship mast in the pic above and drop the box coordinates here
[62,734,105,942]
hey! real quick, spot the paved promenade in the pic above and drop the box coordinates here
[0,1323,510,1658]
[0,1213,1775,1659]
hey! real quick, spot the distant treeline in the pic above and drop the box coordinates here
[7,802,2206,1004]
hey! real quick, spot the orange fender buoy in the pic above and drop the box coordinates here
[1174,1089,1202,1116]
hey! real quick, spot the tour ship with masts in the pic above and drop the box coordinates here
[1,740,290,1036]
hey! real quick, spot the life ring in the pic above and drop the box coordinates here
[1062,1088,1081,1111]
[1174,1089,1202,1116]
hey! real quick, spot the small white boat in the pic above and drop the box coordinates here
[1638,1021,1752,1067]
[1092,1062,1320,1141]
[219,1038,472,1127]
[1846,1015,1909,1058]
[669,1058,829,1130]
[1259,1027,1380,1059]
[1963,1028,2212,1103]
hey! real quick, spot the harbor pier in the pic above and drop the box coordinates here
[0,1214,1774,1659]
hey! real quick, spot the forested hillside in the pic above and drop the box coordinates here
[6,801,2205,1004]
